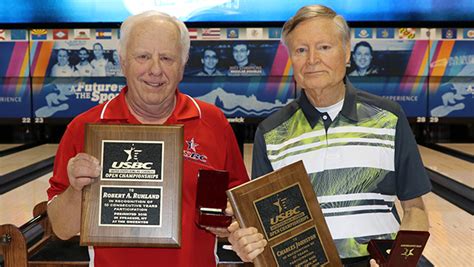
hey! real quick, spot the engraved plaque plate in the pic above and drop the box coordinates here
[99,186,162,227]
[271,227,328,266]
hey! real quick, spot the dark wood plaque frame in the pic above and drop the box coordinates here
[227,161,342,267]
[81,124,183,247]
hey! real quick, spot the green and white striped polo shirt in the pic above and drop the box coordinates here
[252,80,431,259]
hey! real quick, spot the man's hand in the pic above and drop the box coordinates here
[204,201,233,237]
[370,259,380,267]
[222,201,268,262]
[49,152,99,240]
[227,221,267,262]
[67,153,100,191]
[205,226,231,237]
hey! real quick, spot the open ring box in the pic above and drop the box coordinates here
[195,169,233,228]
[368,230,430,267]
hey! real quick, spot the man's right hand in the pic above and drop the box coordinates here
[67,153,100,191]
[370,259,380,267]
[227,221,268,262]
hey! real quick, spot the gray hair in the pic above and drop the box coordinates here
[118,10,190,66]
[282,5,350,47]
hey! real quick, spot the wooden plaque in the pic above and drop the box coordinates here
[227,161,342,266]
[81,123,183,247]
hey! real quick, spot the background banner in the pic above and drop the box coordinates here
[349,76,428,117]
[428,40,474,117]
[32,77,126,118]
[0,42,29,77]
[1,28,473,120]
[180,76,295,118]
[0,77,31,118]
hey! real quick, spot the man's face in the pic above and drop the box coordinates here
[232,44,249,64]
[202,50,218,70]
[121,19,184,106]
[353,46,372,70]
[57,50,69,66]
[78,49,89,62]
[93,44,104,58]
[287,18,350,92]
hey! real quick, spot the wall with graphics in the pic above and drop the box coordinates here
[428,36,474,118]
[29,29,125,120]
[348,27,474,120]
[0,33,31,120]
[0,27,472,124]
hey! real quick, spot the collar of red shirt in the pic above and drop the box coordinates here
[100,86,201,124]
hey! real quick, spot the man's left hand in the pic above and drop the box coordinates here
[370,259,380,267]
[205,226,231,237]
[204,201,233,237]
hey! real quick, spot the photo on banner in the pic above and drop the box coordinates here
[347,39,430,117]
[32,39,122,78]
[348,39,429,77]
[185,40,283,77]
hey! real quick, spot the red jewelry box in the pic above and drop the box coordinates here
[368,230,430,267]
[195,169,232,228]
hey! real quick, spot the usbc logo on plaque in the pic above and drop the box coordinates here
[101,140,164,181]
[254,183,312,240]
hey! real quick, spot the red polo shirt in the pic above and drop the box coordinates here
[47,87,249,266]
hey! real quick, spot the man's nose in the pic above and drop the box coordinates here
[149,57,163,76]
[308,49,321,65]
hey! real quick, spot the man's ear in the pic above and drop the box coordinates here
[345,43,351,64]
[120,54,126,70]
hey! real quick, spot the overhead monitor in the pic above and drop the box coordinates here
[1,0,473,24]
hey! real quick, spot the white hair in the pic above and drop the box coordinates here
[118,10,190,66]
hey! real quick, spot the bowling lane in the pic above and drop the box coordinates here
[421,192,474,267]
[437,143,474,157]
[0,172,50,226]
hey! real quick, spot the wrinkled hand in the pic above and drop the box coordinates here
[223,201,267,262]
[67,153,100,191]
[205,225,231,237]
[205,202,233,237]
[370,259,380,267]
[227,221,267,262]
